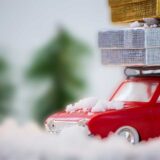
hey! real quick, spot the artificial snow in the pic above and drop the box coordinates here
[130,18,160,28]
[130,21,144,28]
[66,97,124,113]
[1,119,160,160]
[66,97,98,112]
[92,101,124,112]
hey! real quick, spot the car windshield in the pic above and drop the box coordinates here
[112,81,158,102]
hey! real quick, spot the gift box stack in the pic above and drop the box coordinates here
[99,0,160,66]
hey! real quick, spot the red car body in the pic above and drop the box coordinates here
[45,76,160,141]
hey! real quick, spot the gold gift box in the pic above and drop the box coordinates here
[109,0,160,23]
[109,0,146,7]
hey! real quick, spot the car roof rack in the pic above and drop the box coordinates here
[124,66,160,78]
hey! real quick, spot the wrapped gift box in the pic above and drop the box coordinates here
[101,48,160,66]
[109,0,160,22]
[109,0,145,7]
[99,28,160,49]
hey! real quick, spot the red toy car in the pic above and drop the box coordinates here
[45,67,160,144]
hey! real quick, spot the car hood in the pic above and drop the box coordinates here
[47,111,102,122]
[47,102,142,122]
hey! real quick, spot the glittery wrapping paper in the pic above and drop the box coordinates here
[99,28,160,49]
[101,48,160,66]
[109,0,160,23]
[109,0,146,7]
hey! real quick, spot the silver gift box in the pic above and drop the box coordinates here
[99,28,160,49]
[101,48,160,66]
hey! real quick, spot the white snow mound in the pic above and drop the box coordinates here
[66,97,98,112]
[1,119,160,160]
[92,100,124,112]
[66,97,124,113]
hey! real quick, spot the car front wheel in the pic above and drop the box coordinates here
[115,126,139,144]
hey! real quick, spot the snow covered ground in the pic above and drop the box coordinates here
[0,119,160,160]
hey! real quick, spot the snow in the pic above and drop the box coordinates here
[66,97,98,112]
[92,100,124,112]
[66,97,124,113]
[130,21,144,28]
[130,18,160,28]
[1,119,160,160]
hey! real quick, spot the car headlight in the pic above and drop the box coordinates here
[45,118,55,133]
[78,118,89,127]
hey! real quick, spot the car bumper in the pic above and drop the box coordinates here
[45,118,89,134]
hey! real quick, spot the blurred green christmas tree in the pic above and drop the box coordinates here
[27,29,90,124]
[0,56,13,121]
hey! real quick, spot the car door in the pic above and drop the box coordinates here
[150,84,160,138]
[136,81,160,139]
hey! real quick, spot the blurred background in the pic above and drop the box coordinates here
[0,0,124,125]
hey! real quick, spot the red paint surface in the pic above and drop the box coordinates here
[46,76,160,141]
